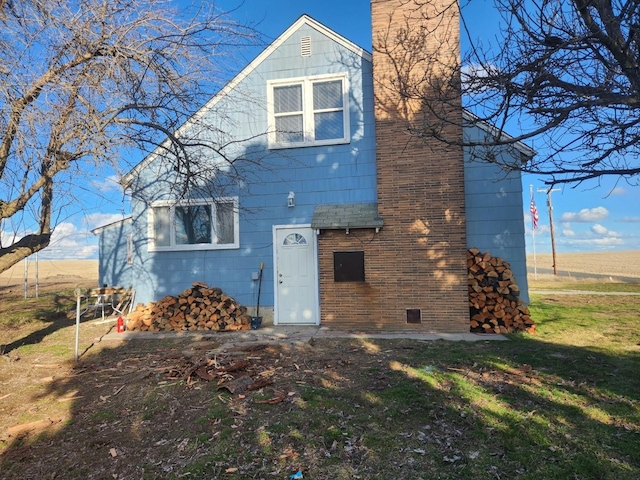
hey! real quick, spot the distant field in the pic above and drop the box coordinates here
[527,250,640,279]
[0,259,98,295]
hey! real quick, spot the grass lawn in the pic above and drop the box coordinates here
[1,283,639,479]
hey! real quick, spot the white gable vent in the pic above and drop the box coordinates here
[301,36,311,57]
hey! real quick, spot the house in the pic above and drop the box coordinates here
[94,0,532,332]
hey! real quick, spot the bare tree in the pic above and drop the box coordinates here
[0,0,261,273]
[374,0,640,186]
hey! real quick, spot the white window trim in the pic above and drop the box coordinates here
[267,73,350,149]
[147,197,239,252]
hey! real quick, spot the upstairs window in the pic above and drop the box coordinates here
[268,74,350,148]
[148,198,239,251]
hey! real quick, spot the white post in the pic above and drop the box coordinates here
[75,288,81,362]
[23,257,28,299]
[35,252,39,298]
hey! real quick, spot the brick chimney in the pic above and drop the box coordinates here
[369,0,468,331]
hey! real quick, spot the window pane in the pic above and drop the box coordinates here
[313,80,343,110]
[275,115,304,143]
[153,206,171,247]
[175,205,212,245]
[283,233,308,246]
[274,84,302,113]
[215,202,235,244]
[314,111,344,140]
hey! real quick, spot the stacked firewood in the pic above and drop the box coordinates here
[125,282,251,332]
[467,248,536,334]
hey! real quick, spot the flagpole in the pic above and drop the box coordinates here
[530,184,537,279]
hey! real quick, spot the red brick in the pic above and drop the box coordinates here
[318,0,468,333]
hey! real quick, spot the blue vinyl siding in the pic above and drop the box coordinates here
[96,16,531,311]
[95,219,133,289]
[115,19,377,307]
[463,125,530,302]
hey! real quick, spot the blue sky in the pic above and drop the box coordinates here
[12,0,639,260]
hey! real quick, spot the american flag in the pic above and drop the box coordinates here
[530,198,539,229]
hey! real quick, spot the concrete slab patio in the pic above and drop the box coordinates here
[98,319,507,344]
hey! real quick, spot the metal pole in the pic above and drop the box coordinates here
[549,191,558,275]
[539,187,561,275]
[75,287,81,362]
[530,185,537,279]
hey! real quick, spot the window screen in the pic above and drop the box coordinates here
[269,75,348,147]
[313,80,344,141]
[274,84,304,143]
[313,80,342,109]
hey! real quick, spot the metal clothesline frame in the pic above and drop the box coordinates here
[74,286,136,362]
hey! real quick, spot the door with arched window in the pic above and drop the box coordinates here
[273,225,318,325]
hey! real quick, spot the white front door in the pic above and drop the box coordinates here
[274,226,318,325]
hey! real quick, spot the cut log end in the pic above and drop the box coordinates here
[126,282,251,333]
[467,248,535,334]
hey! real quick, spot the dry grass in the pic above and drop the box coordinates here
[0,260,98,296]
[527,250,640,278]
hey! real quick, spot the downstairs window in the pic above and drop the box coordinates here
[148,198,239,251]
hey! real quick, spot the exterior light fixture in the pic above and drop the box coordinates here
[287,191,295,207]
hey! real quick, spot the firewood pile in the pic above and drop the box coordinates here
[467,248,536,334]
[125,282,252,332]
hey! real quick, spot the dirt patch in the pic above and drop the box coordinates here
[0,328,441,478]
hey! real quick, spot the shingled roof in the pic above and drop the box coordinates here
[311,203,383,230]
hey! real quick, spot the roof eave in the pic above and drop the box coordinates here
[462,110,536,159]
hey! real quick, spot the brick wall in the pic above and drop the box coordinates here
[318,0,469,332]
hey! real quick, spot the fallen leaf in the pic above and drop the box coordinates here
[225,467,238,473]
